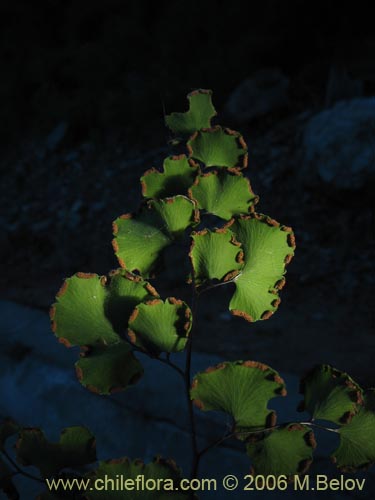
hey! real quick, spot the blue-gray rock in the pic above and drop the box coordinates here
[302,98,375,190]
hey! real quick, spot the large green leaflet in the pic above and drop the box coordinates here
[187,126,248,169]
[165,89,216,136]
[190,227,243,287]
[16,427,96,478]
[51,270,157,346]
[51,270,156,393]
[246,424,316,477]
[113,196,198,276]
[332,390,375,471]
[141,155,198,199]
[128,298,192,354]
[191,361,286,431]
[229,214,296,322]
[298,365,363,424]
[189,170,257,220]
[86,457,190,499]
[76,343,143,395]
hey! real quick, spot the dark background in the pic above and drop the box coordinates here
[1,0,374,383]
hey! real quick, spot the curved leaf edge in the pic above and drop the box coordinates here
[50,270,159,348]
[189,221,245,287]
[230,212,296,323]
[191,360,287,429]
[247,423,316,480]
[298,364,364,424]
[187,125,248,171]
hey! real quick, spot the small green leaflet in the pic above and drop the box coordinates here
[189,227,243,287]
[76,343,143,395]
[191,361,286,431]
[189,170,257,220]
[246,424,316,477]
[332,389,375,471]
[165,89,217,136]
[113,196,198,277]
[141,155,199,199]
[187,126,248,169]
[298,364,364,424]
[128,298,192,354]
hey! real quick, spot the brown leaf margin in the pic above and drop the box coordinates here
[191,360,287,428]
[229,212,296,322]
[187,125,248,171]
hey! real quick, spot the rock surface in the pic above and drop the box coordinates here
[302,98,375,190]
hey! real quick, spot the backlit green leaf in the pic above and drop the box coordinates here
[128,298,192,354]
[191,361,286,431]
[246,424,315,477]
[187,126,247,169]
[229,214,295,322]
[298,364,364,424]
[51,270,157,347]
[76,343,143,395]
[165,89,216,136]
[189,170,257,220]
[332,389,375,471]
[141,155,198,199]
[190,227,243,287]
[16,427,96,478]
[113,196,198,276]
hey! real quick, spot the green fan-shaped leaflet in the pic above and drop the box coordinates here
[141,155,198,199]
[190,361,286,431]
[51,270,155,392]
[187,126,248,169]
[76,343,143,395]
[298,364,364,425]
[246,424,316,477]
[189,170,257,220]
[51,270,158,347]
[165,89,216,136]
[16,427,96,478]
[229,214,296,322]
[332,389,375,471]
[128,298,192,355]
[189,227,243,287]
[86,457,191,499]
[113,196,198,277]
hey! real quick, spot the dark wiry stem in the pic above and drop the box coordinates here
[186,284,199,481]
[1,449,44,483]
